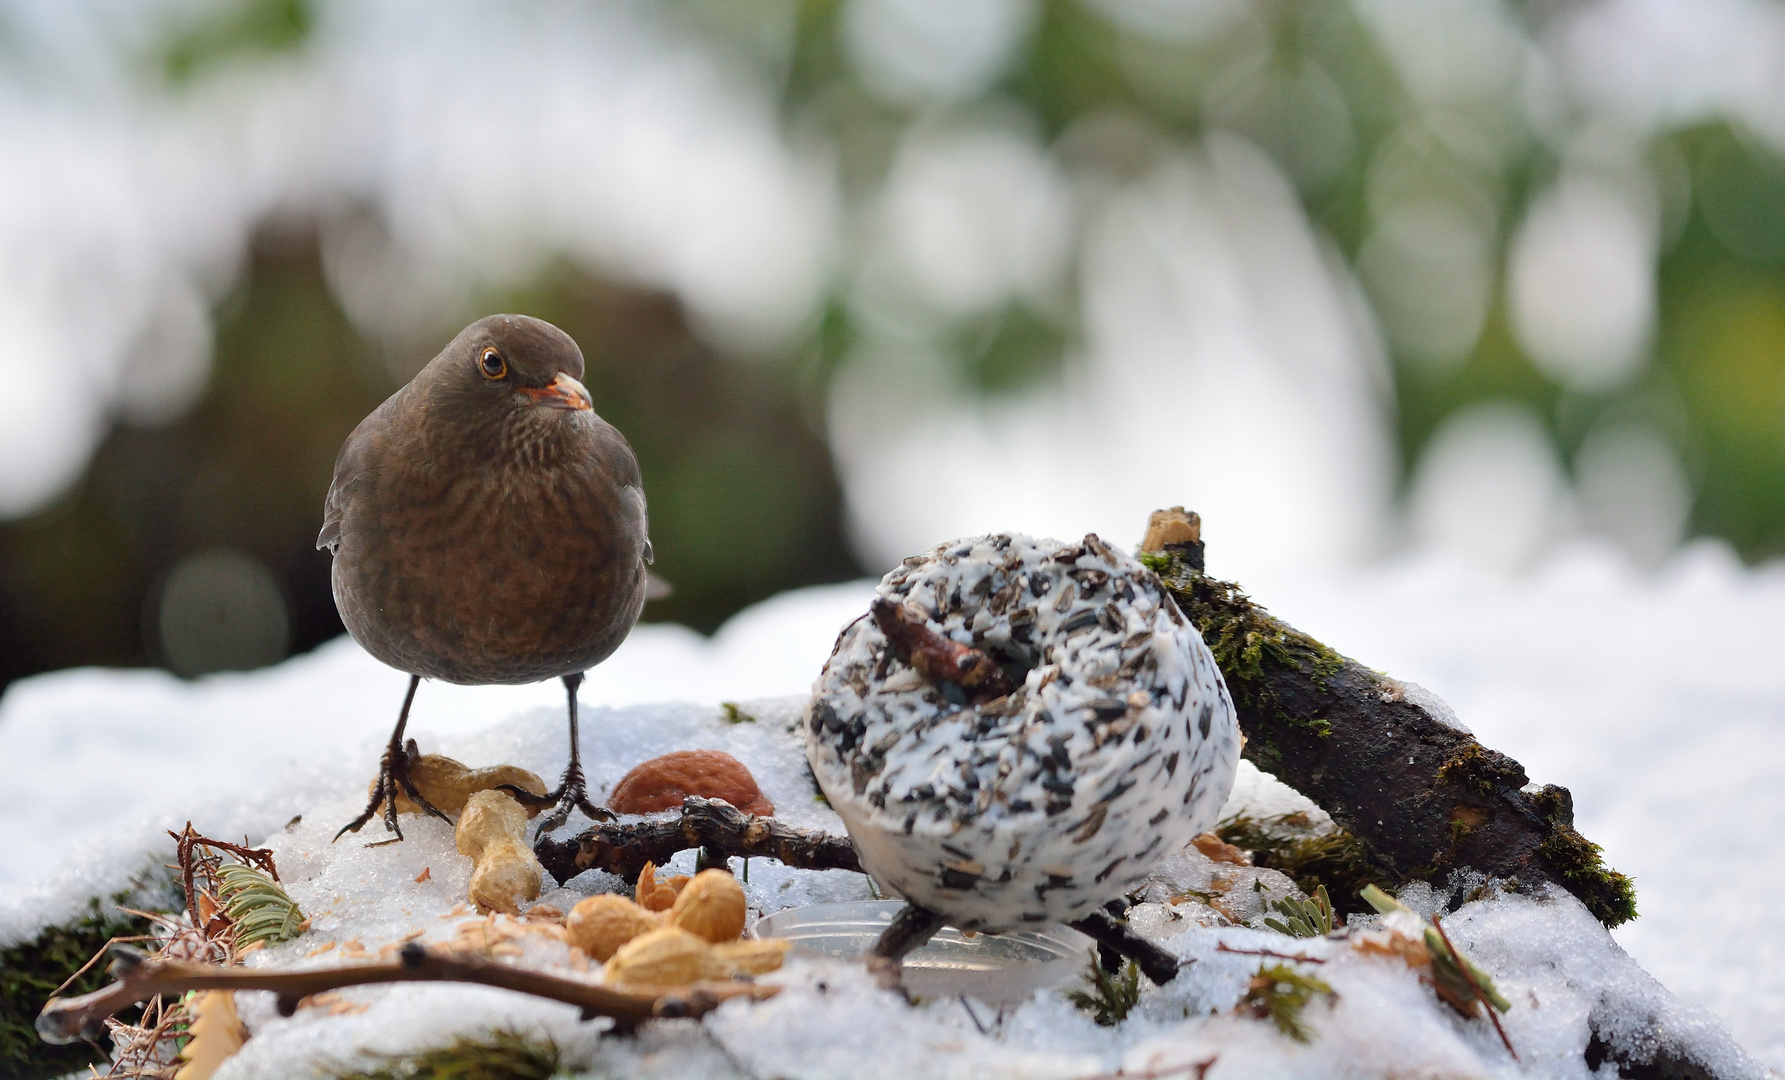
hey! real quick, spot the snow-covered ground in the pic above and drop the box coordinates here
[2,539,1781,1074]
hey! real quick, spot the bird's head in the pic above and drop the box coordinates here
[415,314,601,453]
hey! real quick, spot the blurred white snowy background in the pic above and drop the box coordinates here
[2,0,1784,1068]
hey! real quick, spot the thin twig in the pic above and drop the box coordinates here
[1431,916,1517,1063]
[958,995,988,1035]
[1215,943,1327,964]
[47,935,160,1000]
[38,942,776,1045]
[169,823,281,928]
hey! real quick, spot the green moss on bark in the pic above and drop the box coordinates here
[1146,541,1638,928]
[1154,560,1342,741]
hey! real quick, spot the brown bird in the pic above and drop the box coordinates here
[319,314,652,842]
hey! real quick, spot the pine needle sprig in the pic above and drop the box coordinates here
[1066,956,1142,1026]
[215,864,306,950]
[1262,885,1335,938]
[1238,963,1332,1042]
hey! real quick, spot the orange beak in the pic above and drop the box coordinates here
[518,372,593,411]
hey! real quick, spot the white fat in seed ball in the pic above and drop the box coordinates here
[805,532,1241,931]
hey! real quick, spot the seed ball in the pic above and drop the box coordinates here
[806,532,1241,932]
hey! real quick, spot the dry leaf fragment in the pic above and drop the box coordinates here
[414,867,431,883]
[1191,833,1251,866]
[1352,928,1431,969]
[173,990,245,1080]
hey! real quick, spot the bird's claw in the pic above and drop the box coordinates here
[512,762,613,839]
[333,736,451,845]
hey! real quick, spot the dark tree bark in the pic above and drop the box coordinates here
[1140,508,1635,926]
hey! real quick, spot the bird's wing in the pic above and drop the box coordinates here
[623,483,653,565]
[317,389,403,553]
[597,422,652,567]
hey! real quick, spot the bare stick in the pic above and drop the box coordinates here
[865,904,946,991]
[1142,507,1636,927]
[534,796,863,884]
[1068,911,1181,986]
[37,942,775,1045]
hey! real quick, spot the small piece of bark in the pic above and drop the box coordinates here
[870,597,1013,702]
[1141,514,1636,926]
[37,941,773,1045]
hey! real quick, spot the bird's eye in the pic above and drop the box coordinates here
[479,347,507,380]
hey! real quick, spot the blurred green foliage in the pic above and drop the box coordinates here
[778,0,1785,562]
[161,0,312,85]
[6,0,1785,692]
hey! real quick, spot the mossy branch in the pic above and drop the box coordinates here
[1142,508,1636,927]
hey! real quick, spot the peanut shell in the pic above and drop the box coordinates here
[455,790,543,915]
[564,894,664,961]
[603,926,712,987]
[669,869,746,943]
[372,754,548,818]
[709,938,789,976]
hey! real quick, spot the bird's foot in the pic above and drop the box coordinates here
[499,760,614,838]
[334,738,454,845]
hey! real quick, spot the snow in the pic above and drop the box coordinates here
[1,542,1781,1075]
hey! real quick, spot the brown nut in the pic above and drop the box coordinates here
[709,938,789,977]
[564,895,665,961]
[608,750,774,817]
[669,869,747,943]
[371,754,548,818]
[603,926,713,987]
[455,790,544,915]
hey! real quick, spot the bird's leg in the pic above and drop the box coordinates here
[502,673,615,837]
[334,675,451,845]
[866,903,946,996]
